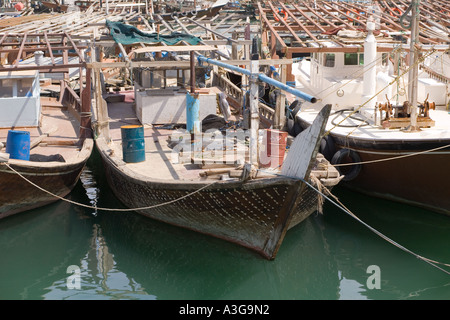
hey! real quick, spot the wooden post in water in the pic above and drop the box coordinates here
[81,67,92,140]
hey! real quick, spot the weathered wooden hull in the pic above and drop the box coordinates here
[95,136,320,259]
[0,139,94,219]
[330,135,450,215]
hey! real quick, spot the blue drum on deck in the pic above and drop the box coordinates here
[121,125,146,163]
[6,130,30,161]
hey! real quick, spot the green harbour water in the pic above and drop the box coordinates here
[1,150,450,301]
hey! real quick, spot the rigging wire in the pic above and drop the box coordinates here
[257,168,450,276]
[323,47,437,137]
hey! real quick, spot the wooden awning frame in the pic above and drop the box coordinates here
[0,31,88,72]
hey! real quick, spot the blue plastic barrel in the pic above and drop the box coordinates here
[121,125,145,163]
[5,130,30,161]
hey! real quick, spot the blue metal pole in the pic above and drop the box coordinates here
[258,74,317,103]
[198,55,250,76]
[197,55,317,103]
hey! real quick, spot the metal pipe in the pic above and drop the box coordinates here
[198,55,250,76]
[258,74,317,103]
[197,55,317,103]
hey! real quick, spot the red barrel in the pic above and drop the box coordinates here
[14,2,24,10]
[259,129,288,168]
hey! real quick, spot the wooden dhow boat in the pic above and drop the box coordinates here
[91,43,341,259]
[0,33,94,219]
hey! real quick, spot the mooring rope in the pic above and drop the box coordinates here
[330,143,450,167]
[306,175,450,275]
[4,159,450,274]
[3,163,217,212]
[257,168,450,275]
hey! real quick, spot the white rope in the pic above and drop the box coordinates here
[307,178,450,275]
[331,143,450,167]
[3,163,217,212]
[257,168,450,275]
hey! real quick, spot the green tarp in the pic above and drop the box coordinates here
[106,20,202,46]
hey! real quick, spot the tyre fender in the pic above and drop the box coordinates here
[319,135,336,161]
[330,148,362,181]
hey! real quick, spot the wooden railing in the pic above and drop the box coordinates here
[420,64,450,84]
[214,71,275,126]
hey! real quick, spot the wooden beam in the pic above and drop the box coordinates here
[88,58,294,70]
[133,45,217,53]
[64,31,86,63]
[292,3,326,33]
[279,2,319,43]
[44,31,56,65]
[257,2,287,49]
[14,32,27,67]
[268,2,306,47]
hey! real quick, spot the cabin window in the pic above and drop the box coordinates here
[323,53,335,67]
[0,79,14,98]
[344,53,364,66]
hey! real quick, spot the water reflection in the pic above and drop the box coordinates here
[42,166,154,300]
[1,150,450,300]
[79,167,99,217]
[43,223,154,300]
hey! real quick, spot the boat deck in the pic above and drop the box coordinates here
[0,106,83,162]
[102,90,341,183]
[297,106,450,142]
[104,91,249,182]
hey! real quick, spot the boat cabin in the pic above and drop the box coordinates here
[131,46,219,125]
[304,50,392,108]
[0,70,40,128]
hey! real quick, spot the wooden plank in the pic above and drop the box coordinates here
[44,31,56,65]
[13,32,27,67]
[257,2,287,48]
[281,104,332,179]
[382,118,436,129]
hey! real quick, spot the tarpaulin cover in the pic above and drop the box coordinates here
[106,20,202,46]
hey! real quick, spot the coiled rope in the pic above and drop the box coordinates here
[3,163,217,212]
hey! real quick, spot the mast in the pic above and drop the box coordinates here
[407,0,420,131]
[249,37,260,167]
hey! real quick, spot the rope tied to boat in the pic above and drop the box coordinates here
[330,143,450,167]
[3,162,217,212]
[257,168,450,276]
[5,160,450,274]
[305,175,450,276]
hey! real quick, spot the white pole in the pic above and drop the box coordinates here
[362,17,377,112]
[407,0,420,130]
[249,59,259,167]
